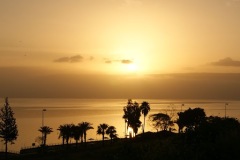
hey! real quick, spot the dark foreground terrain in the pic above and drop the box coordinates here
[2,115,240,160]
[2,129,240,160]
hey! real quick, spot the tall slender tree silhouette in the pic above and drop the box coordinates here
[0,97,18,158]
[140,101,151,133]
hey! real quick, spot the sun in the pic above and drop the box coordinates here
[127,63,138,72]
[111,48,144,74]
[121,62,145,75]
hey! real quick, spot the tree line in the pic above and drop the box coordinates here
[38,122,118,147]
[38,99,152,146]
[1,97,240,156]
[122,99,240,141]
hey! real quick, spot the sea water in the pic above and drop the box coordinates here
[0,98,240,152]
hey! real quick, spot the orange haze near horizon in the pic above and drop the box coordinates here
[1,0,240,99]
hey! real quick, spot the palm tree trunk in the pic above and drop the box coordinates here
[143,116,146,133]
[84,132,87,143]
[81,135,83,143]
[44,134,47,146]
[66,137,69,145]
[102,131,105,144]
[125,121,127,138]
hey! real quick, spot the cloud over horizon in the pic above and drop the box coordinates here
[121,59,133,64]
[105,60,112,64]
[104,59,133,64]
[54,55,84,63]
[211,57,240,67]
[1,67,240,100]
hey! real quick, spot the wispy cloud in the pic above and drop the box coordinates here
[104,59,133,64]
[225,0,240,7]
[121,59,133,64]
[54,55,84,63]
[105,60,112,64]
[54,57,69,63]
[211,57,240,67]
[70,55,83,63]
[89,56,94,61]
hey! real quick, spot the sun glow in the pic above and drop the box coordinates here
[110,47,151,74]
[127,63,138,72]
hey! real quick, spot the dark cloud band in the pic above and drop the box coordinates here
[105,59,133,64]
[54,55,84,63]
[211,57,240,67]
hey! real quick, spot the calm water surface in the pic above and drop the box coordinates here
[1,98,240,152]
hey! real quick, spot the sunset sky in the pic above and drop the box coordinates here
[1,0,240,99]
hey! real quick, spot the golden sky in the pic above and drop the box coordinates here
[1,0,240,99]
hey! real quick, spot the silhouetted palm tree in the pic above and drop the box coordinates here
[57,124,73,145]
[97,123,109,143]
[38,126,53,146]
[79,122,94,143]
[72,125,83,146]
[123,99,142,137]
[58,125,66,145]
[106,126,117,142]
[140,101,151,133]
